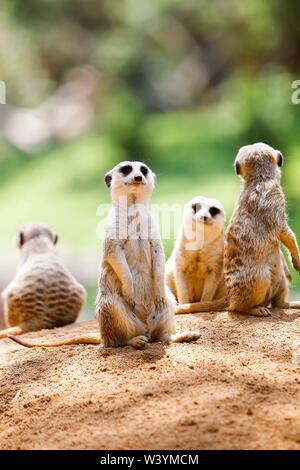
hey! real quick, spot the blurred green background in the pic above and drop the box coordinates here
[1,0,300,317]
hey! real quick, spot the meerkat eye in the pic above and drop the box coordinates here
[119,165,133,176]
[140,165,148,177]
[192,203,201,213]
[209,206,221,217]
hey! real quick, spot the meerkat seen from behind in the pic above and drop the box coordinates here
[224,142,300,317]
[166,196,228,314]
[0,222,86,340]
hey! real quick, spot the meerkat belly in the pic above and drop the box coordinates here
[125,239,154,308]
[186,260,208,303]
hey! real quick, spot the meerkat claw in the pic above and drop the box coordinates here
[251,307,272,317]
[128,335,149,349]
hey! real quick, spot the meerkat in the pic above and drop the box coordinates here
[166,196,228,315]
[10,162,200,349]
[0,222,86,341]
[224,142,300,317]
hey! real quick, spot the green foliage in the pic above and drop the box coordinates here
[0,135,125,248]
[1,0,300,304]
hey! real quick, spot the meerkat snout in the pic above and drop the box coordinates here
[185,196,225,237]
[234,142,283,180]
[191,199,223,225]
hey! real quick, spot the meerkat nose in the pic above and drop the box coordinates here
[134,175,143,182]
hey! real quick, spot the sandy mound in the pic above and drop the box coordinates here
[0,310,300,450]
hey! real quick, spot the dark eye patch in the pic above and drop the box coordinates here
[192,203,201,214]
[119,165,133,176]
[140,165,148,177]
[209,206,221,217]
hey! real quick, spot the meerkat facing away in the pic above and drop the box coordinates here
[11,162,200,349]
[224,142,300,317]
[167,196,228,315]
[0,222,86,340]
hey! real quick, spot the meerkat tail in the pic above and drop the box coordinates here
[286,302,300,310]
[8,332,101,348]
[0,326,23,339]
[170,331,201,343]
[175,297,228,314]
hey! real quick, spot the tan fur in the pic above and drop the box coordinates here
[11,163,200,349]
[224,143,300,317]
[8,332,100,347]
[166,196,228,314]
[1,222,86,340]
[97,161,200,348]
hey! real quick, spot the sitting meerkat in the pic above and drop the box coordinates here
[167,196,228,315]
[0,222,86,339]
[224,142,300,317]
[11,162,200,349]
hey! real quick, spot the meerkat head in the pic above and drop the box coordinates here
[104,161,155,200]
[183,195,225,243]
[16,222,58,251]
[234,143,283,182]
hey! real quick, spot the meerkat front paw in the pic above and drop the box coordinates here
[154,296,168,312]
[128,335,149,349]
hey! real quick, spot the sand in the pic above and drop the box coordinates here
[0,310,300,450]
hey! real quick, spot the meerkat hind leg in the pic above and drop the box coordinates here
[151,316,200,344]
[246,306,271,317]
[271,275,300,309]
[231,304,272,318]
[149,297,201,344]
[230,275,272,317]
[99,295,148,348]
[271,277,290,309]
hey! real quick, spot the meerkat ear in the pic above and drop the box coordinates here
[235,161,241,175]
[104,171,113,188]
[277,151,284,167]
[53,233,59,245]
[17,231,25,248]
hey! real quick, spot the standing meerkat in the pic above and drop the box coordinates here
[0,222,86,340]
[167,196,228,315]
[11,162,200,349]
[224,142,300,317]
[97,161,200,348]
